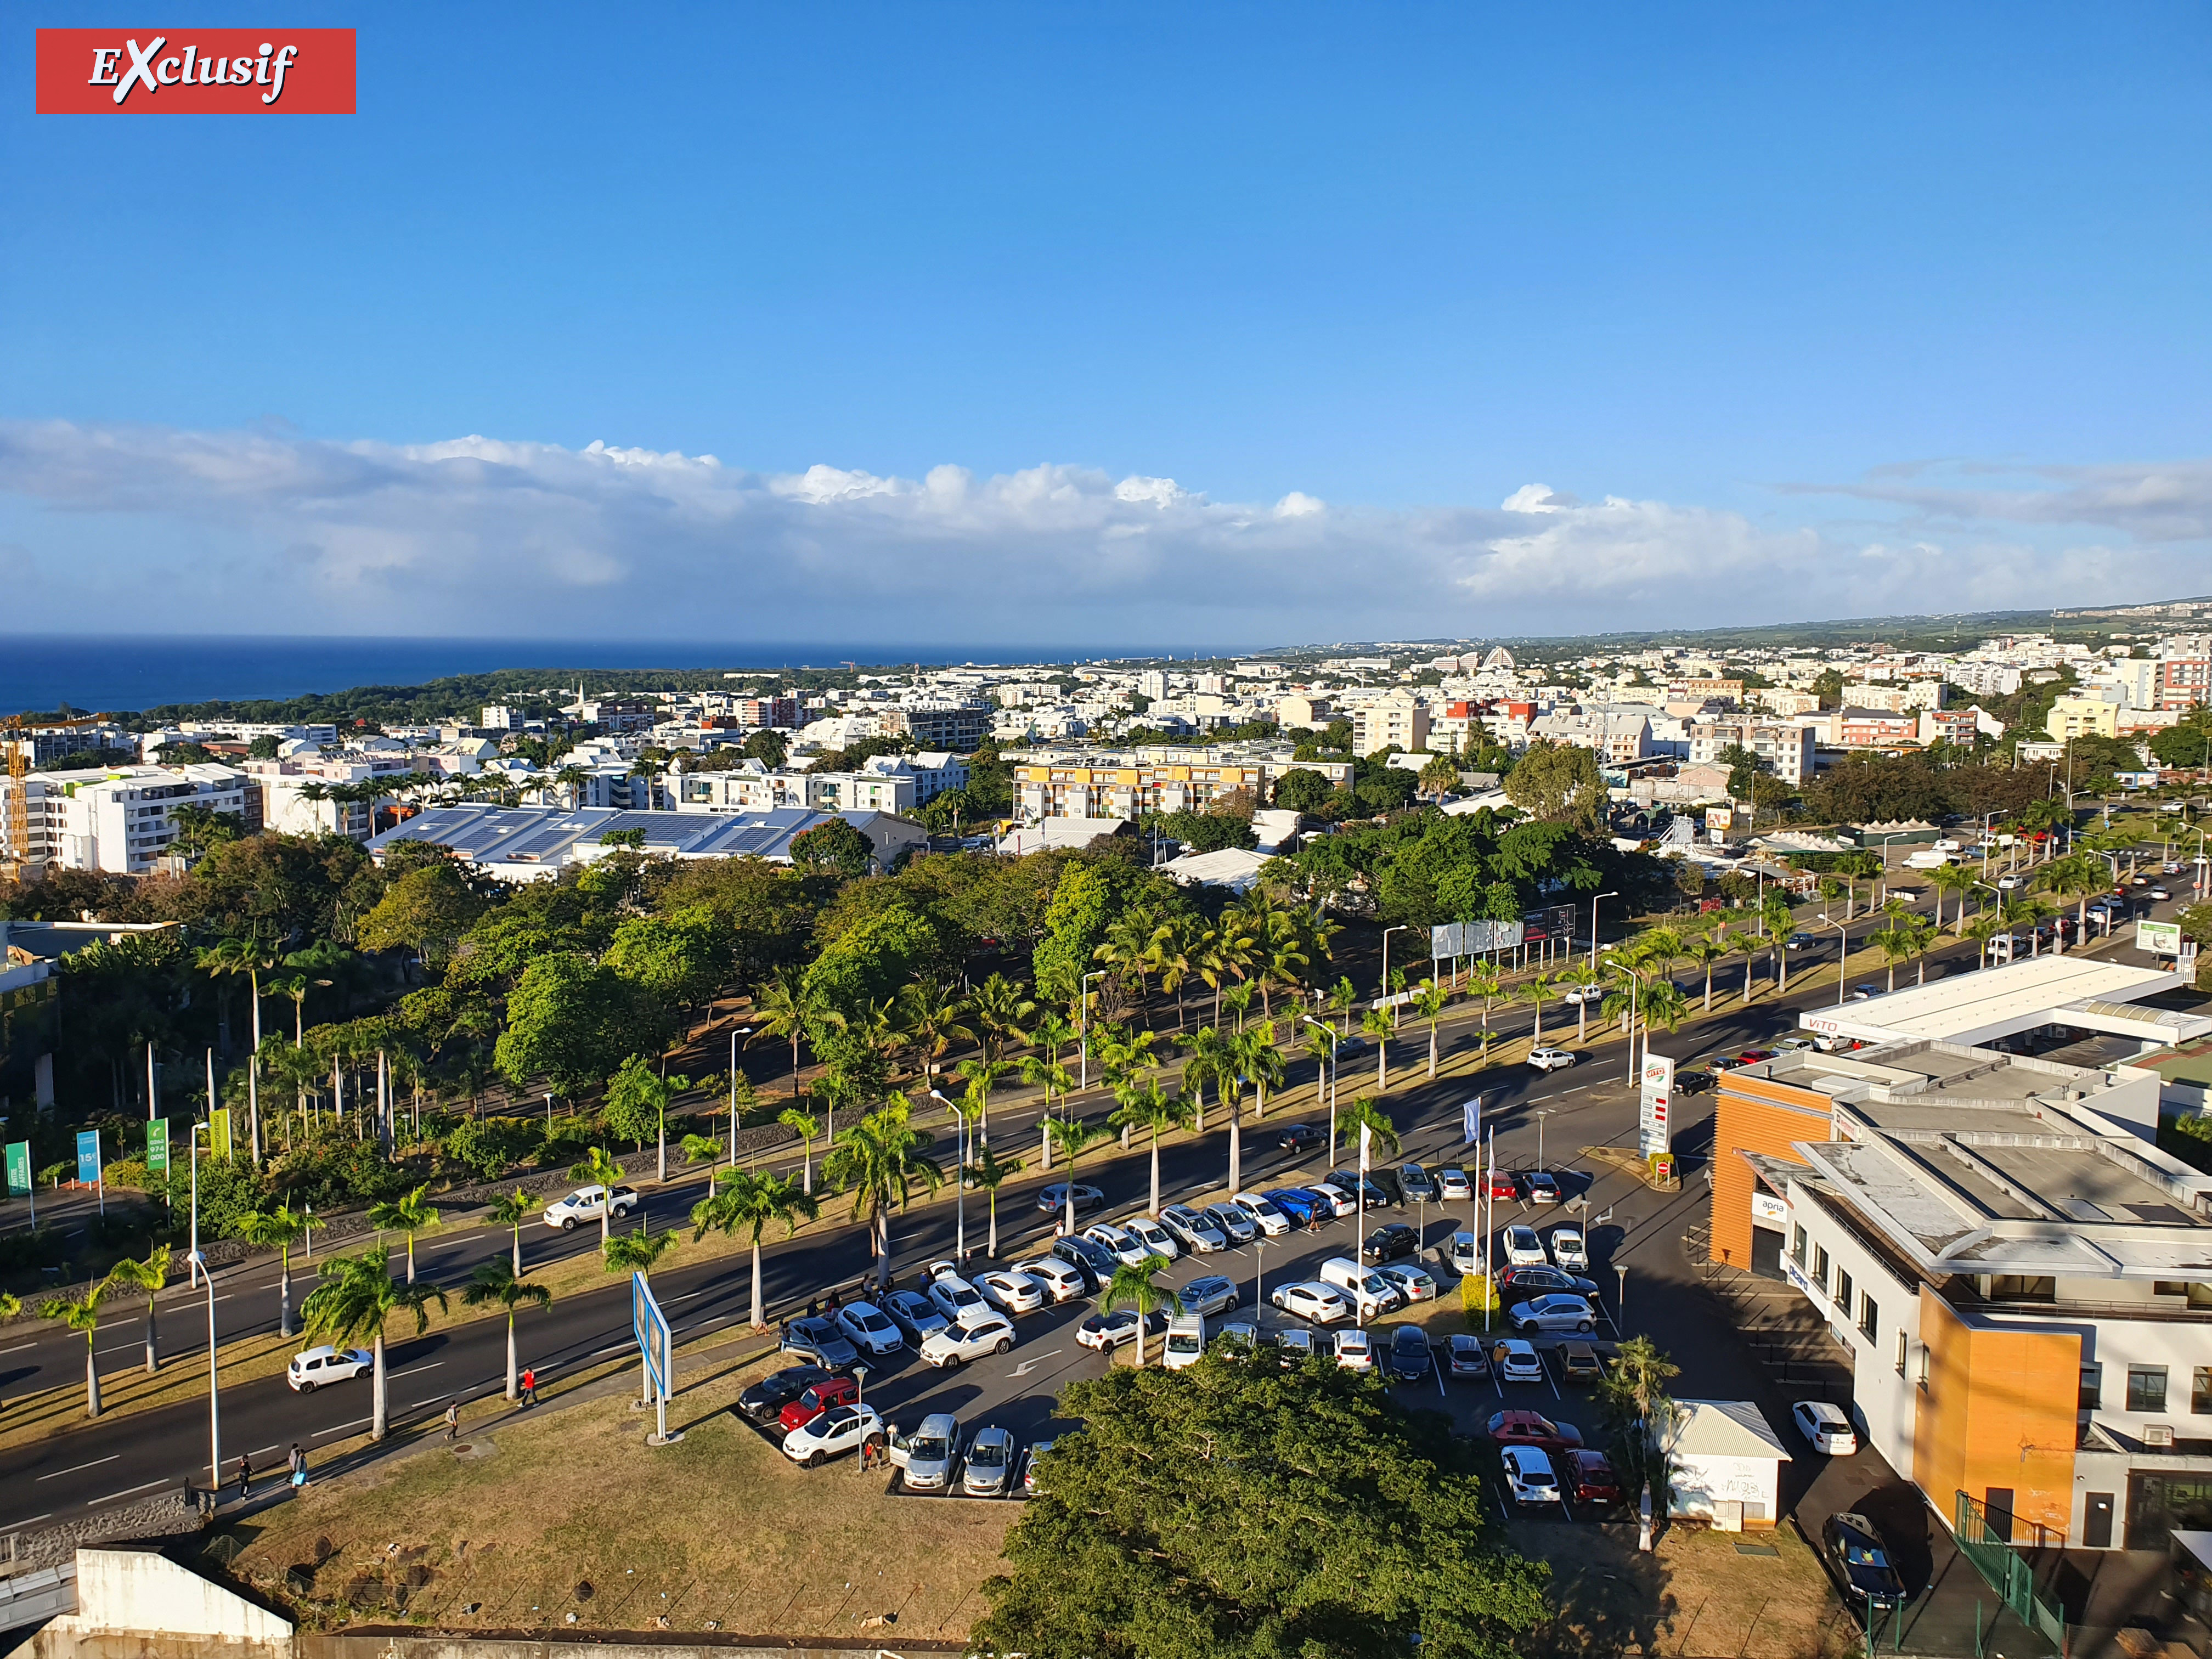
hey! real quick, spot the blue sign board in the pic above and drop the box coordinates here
[75,1128,101,1186]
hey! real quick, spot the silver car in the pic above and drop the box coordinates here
[882,1290,951,1345]
[888,1412,957,1491]
[962,1425,1018,1497]
[1203,1201,1259,1244]
[1160,1204,1227,1253]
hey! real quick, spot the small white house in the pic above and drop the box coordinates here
[1663,1400,1791,1530]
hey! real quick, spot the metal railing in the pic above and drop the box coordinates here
[1954,1491,2067,1652]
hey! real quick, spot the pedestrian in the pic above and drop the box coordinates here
[288,1444,307,1489]
[520,1365,538,1406]
[806,1297,819,1320]
[235,1453,252,1500]
[826,1286,841,1314]
[444,1400,460,1441]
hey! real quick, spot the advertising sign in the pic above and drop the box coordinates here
[209,1107,233,1160]
[146,1118,170,1174]
[1431,920,1526,955]
[37,29,357,114]
[1638,1053,1674,1158]
[3,1141,29,1200]
[1520,905,1577,945]
[75,1128,101,1186]
[2137,919,2183,956]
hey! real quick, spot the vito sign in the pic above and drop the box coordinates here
[37,30,356,113]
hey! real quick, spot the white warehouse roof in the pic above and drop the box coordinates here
[1798,955,2187,1049]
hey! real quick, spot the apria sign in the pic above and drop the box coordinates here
[37,29,356,112]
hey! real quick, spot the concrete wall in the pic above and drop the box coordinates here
[1707,1073,1835,1268]
[1668,1453,1784,1527]
[1913,1295,2081,1541]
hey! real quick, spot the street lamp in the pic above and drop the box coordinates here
[186,1249,220,1496]
[929,1089,968,1263]
[1589,891,1620,972]
[726,1026,754,1165]
[1815,913,1849,1004]
[1078,969,1107,1092]
[187,1119,212,1288]
[1254,1235,1267,1318]
[1533,1107,1560,1176]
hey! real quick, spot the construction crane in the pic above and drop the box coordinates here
[3,710,115,882]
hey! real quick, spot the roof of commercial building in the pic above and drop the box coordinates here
[1797,954,2190,1048]
[366,803,911,873]
[1160,847,1272,893]
[1663,1400,1791,1462]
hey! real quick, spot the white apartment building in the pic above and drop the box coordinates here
[1527,710,1654,764]
[1352,690,1430,757]
[243,753,427,839]
[2,764,255,874]
[669,760,804,815]
[1687,718,1819,787]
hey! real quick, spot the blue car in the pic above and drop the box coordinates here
[1263,1188,1323,1226]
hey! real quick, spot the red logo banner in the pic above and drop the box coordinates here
[37,29,356,113]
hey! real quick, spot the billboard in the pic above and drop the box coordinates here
[1638,1053,1674,1158]
[2137,919,2183,956]
[146,1118,170,1175]
[209,1107,233,1160]
[632,1271,673,1403]
[76,1128,102,1186]
[1520,905,1577,945]
[1430,920,1525,956]
[4,1141,29,1200]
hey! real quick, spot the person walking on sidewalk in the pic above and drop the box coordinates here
[235,1454,252,1500]
[288,1444,307,1489]
[444,1401,460,1441]
[519,1366,538,1407]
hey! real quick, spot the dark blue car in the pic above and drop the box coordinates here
[1263,1188,1323,1226]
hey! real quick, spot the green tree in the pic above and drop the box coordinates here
[602,1053,692,1180]
[1359,1006,1393,1090]
[39,1285,109,1417]
[356,858,489,969]
[972,1358,1548,1657]
[1411,979,1451,1078]
[102,1245,172,1375]
[1503,739,1605,832]
[751,968,815,1101]
[779,1106,821,1193]
[486,1187,535,1277]
[1339,1094,1401,1167]
[461,1258,552,1401]
[1103,1254,1172,1367]
[789,816,875,878]
[691,1169,818,1329]
[821,1098,944,1290]
[235,1206,315,1336]
[965,1139,1025,1259]
[1110,1081,1197,1215]
[365,1183,442,1284]
[300,1245,448,1441]
[1180,1025,1234,1133]
[1595,1335,1684,1518]
[1044,1116,1109,1236]
[568,1146,628,1246]
[495,952,662,1098]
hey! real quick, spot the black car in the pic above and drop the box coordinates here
[780,1315,859,1369]
[1822,1512,1906,1610]
[1325,1170,1394,1209]
[1277,1122,1327,1153]
[1050,1234,1115,1293]
[737,1362,835,1425]
[1359,1223,1420,1265]
[1495,1265,1601,1302]
[1675,1069,1716,1096]
[1386,1324,1433,1383]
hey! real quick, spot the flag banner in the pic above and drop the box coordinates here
[76,1128,101,1185]
[1462,1096,1482,1146]
[4,1141,29,1199]
[1359,1122,1372,1173]
[146,1118,169,1173]
[210,1107,233,1160]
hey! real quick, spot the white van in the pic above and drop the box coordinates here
[1163,1315,1205,1371]
[1317,1256,1403,1320]
[1902,850,1957,871]
[1015,1256,1087,1304]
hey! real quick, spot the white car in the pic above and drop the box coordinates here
[926,1273,995,1329]
[1996,874,2023,891]
[1447,1231,1482,1274]
[1159,1204,1227,1253]
[1162,1314,1205,1371]
[1792,1399,1859,1455]
[1333,1327,1375,1372]
[1776,1036,1818,1053]
[1493,1338,1544,1383]
[1378,1264,1437,1303]
[833,1299,904,1356]
[1231,1192,1292,1237]
[1307,1183,1358,1219]
[542,1184,637,1231]
[781,1402,885,1466]
[1013,1257,1087,1303]
[1527,1047,1577,1072]
[287,1344,371,1391]
[975,1270,1048,1316]
[1502,1224,1547,1267]
[1436,1168,1472,1201]
[1501,1444,1561,1506]
[1549,1227,1588,1271]
[1125,1215,1180,1260]
[919,1314,1017,1369]
[1268,1280,1351,1324]
[1082,1223,1154,1268]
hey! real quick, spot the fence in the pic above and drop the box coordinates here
[1954,1491,2067,1653]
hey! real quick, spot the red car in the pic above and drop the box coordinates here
[1563,1448,1623,1505]
[1736,1049,1775,1065]
[1486,1409,1585,1453]
[1485,1170,1521,1200]
[777,1373,860,1434]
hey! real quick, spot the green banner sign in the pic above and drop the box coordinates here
[146,1118,170,1175]
[209,1107,233,1161]
[3,1140,29,1200]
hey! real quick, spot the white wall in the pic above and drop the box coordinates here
[60,1546,292,1643]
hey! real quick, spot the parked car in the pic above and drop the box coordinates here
[1231,1191,1292,1237]
[1822,1512,1907,1611]
[919,1314,1017,1368]
[1527,1046,1577,1072]
[1274,1327,1322,1365]
[1202,1201,1259,1244]
[737,1362,836,1425]
[780,1316,859,1370]
[543,1184,637,1231]
[881,1291,950,1346]
[1075,1306,1169,1350]
[1277,1122,1327,1153]
[1268,1280,1351,1324]
[1485,1168,1521,1200]
[1306,1183,1359,1219]
[975,1270,1048,1316]
[1436,1167,1472,1200]
[1491,1341,1546,1386]
[1318,1256,1403,1319]
[781,1402,885,1467]
[1333,1327,1376,1372]
[834,1300,904,1356]
[1021,1436,1054,1496]
[1447,1231,1482,1274]
[1509,1293,1598,1334]
[1502,1225,1547,1267]
[927,1273,995,1329]
[1776,1036,1818,1053]
[1398,1163,1437,1203]
[1793,1399,1859,1455]
[1012,1256,1087,1304]
[1324,1170,1393,1209]
[1177,1274,1239,1318]
[1049,1234,1116,1291]
[1500,1445,1562,1506]
[1564,1448,1624,1506]
[1125,1215,1181,1260]
[287,1345,371,1392]
[1215,1319,1261,1355]
[1675,1068,1717,1094]
[1559,1341,1603,1383]
[1036,1182,1106,1216]
[1263,1187,1325,1227]
[1549,1226,1588,1270]
[1081,1223,1153,1268]
[778,1373,861,1434]
[1160,1204,1227,1253]
[962,1425,1018,1496]
[886,1412,957,1491]
[1496,1265,1601,1300]
[1446,1332,1491,1379]
[1360,1222,1420,1265]
[1378,1263,1437,1303]
[1522,1171,1561,1205]
[1706,1053,1748,1073]
[2151,886,2172,901]
[1736,1048,1776,1065]
[1386,1324,1432,1382]
[1163,1315,1206,1371]
[1487,1408,1584,1451]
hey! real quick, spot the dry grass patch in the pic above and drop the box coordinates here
[212,1347,1013,1643]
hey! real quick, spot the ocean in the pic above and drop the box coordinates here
[0,635,1238,715]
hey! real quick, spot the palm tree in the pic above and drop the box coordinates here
[680,1130,723,1196]
[1146,917,1198,1032]
[952,1056,1017,1140]
[1410,980,1451,1077]
[1596,1334,1684,1515]
[896,979,974,1087]
[751,969,814,1101]
[1327,974,1358,1035]
[691,1170,817,1329]
[1102,1255,1172,1367]
[462,1259,552,1401]
[968,973,1038,1065]
[1514,972,1556,1052]
[603,1220,680,1278]
[1221,980,1258,1033]
[821,1098,944,1291]
[235,1207,314,1337]
[300,1245,448,1441]
[964,1141,1024,1259]
[101,1245,171,1375]
[40,1285,109,1416]
[1238,1022,1286,1116]
[1678,934,1728,1014]
[366,1183,443,1284]
[1019,1052,1074,1120]
[1339,1094,1401,1169]
[1464,963,1502,1059]
[1899,913,1939,985]
[1180,1025,1233,1133]
[196,934,279,1163]
[1638,981,1689,1069]
[1093,911,1160,1025]
[1043,1116,1108,1235]
[568,1146,627,1246]
[1871,926,1916,992]
[1110,1081,1195,1215]
[1358,1006,1392,1090]
[1927,861,1974,934]
[1195,917,1258,1027]
[486,1188,534,1277]
[776,1107,820,1193]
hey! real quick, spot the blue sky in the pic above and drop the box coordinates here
[2,2,2208,644]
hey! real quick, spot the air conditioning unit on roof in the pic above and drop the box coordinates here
[2146,1424,2176,1449]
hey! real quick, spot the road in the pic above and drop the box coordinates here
[0,874,2185,1532]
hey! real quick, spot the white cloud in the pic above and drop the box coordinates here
[0,418,2202,641]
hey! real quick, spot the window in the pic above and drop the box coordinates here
[1814,1244,1831,1294]
[2081,1366,2102,1411]
[2194,1368,2212,1417]
[1791,1226,1808,1267]
[1990,1275,2056,1302]
[1895,1330,1909,1376]
[2128,1367,2169,1414]
[1837,1269,1855,1317]
[1859,1294,1878,1339]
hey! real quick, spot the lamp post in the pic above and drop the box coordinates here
[1078,969,1107,1093]
[1254,1235,1267,1318]
[1589,891,1618,972]
[726,1026,753,1165]
[187,1120,211,1288]
[1301,1015,1339,1165]
[1815,913,1849,1004]
[186,1249,219,1497]
[929,1089,967,1263]
[1534,1107,1559,1176]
